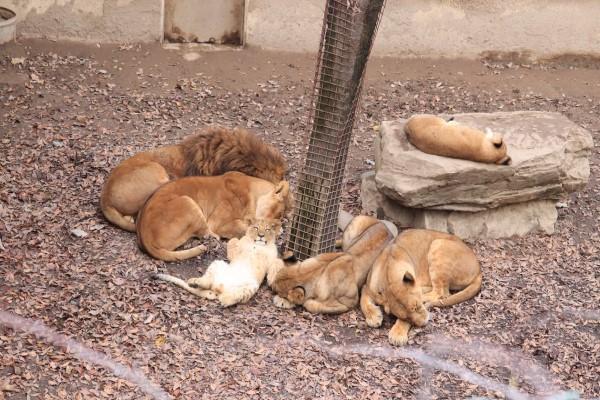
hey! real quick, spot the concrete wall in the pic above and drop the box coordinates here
[0,0,163,42]
[1,0,599,59]
[245,0,600,59]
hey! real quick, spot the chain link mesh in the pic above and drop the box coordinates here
[286,0,387,260]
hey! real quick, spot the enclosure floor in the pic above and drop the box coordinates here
[0,40,598,399]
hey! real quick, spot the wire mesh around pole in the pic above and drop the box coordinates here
[286,0,387,260]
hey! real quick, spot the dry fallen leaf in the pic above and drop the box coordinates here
[0,40,597,400]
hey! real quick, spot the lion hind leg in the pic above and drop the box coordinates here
[428,273,482,308]
[425,239,481,308]
[303,298,350,314]
[422,286,450,305]
[102,205,137,232]
[188,260,224,289]
[218,284,259,307]
[143,196,211,261]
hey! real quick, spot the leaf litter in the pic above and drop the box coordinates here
[0,40,599,399]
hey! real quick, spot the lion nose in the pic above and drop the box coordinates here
[414,310,430,327]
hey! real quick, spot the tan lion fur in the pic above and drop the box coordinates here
[153,220,284,307]
[404,114,511,165]
[360,229,482,346]
[136,171,293,261]
[100,126,287,231]
[271,216,394,314]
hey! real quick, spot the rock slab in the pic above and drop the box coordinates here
[362,172,558,239]
[375,111,593,212]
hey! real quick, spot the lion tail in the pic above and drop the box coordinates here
[101,204,136,232]
[429,273,482,308]
[144,244,207,262]
[153,273,190,290]
[136,194,206,261]
[152,273,215,298]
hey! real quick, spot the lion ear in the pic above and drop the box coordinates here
[289,286,305,302]
[402,271,415,285]
[274,181,289,197]
[282,250,296,262]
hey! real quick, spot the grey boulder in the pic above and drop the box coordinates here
[375,111,593,211]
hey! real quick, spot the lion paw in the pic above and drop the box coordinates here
[388,330,409,346]
[187,277,208,289]
[273,295,294,309]
[202,290,217,300]
[365,312,383,328]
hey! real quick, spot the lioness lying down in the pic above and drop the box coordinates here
[271,216,394,314]
[153,219,283,307]
[136,171,293,261]
[360,229,482,346]
[100,126,287,231]
[404,114,511,165]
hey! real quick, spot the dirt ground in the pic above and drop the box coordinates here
[0,40,599,400]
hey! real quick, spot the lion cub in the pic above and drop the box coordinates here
[360,229,482,346]
[154,220,283,307]
[271,216,394,314]
[404,114,511,165]
[136,171,293,261]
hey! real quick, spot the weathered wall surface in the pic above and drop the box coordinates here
[245,0,600,59]
[0,0,163,42]
[1,0,599,58]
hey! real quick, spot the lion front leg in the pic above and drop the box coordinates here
[226,238,241,261]
[360,286,383,328]
[266,259,285,288]
[388,319,412,346]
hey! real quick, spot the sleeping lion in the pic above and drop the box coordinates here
[404,114,511,165]
[100,126,287,231]
[360,229,482,346]
[136,171,293,261]
[271,215,394,314]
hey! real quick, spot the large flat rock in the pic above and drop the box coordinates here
[362,172,558,239]
[375,111,593,211]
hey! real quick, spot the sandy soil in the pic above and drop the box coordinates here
[0,40,598,399]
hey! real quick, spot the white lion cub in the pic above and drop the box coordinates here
[153,220,284,307]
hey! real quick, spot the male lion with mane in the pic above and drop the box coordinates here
[101,126,287,231]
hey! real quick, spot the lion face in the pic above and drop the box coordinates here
[483,128,511,165]
[245,219,281,246]
[270,261,307,304]
[386,269,429,327]
[256,181,294,221]
[286,286,306,304]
